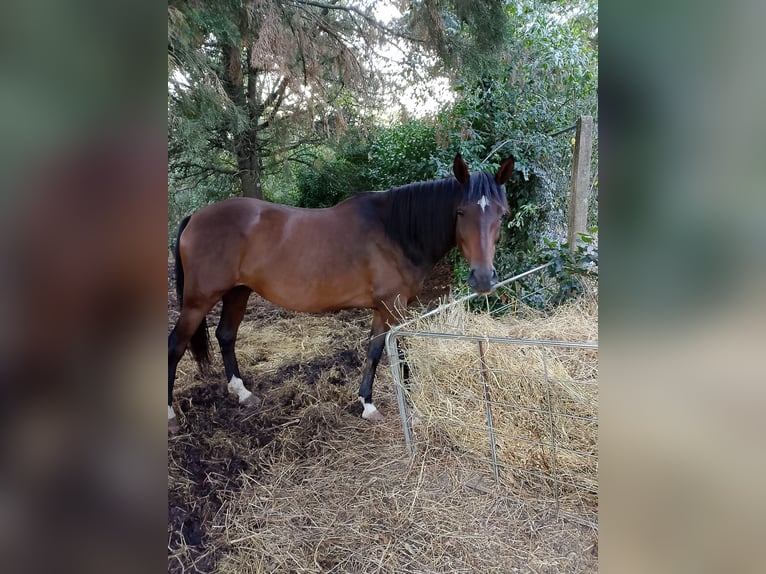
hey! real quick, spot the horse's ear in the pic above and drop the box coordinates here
[453,153,470,184]
[494,156,515,185]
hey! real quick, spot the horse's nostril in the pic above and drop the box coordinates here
[466,268,496,293]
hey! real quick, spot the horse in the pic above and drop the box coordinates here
[168,154,514,432]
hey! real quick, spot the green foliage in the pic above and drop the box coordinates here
[454,227,598,312]
[406,0,510,75]
[429,0,598,309]
[541,229,599,306]
[262,163,301,206]
[294,137,373,208]
[367,121,439,189]
[168,172,236,246]
[168,0,387,202]
[296,155,372,208]
[292,119,439,207]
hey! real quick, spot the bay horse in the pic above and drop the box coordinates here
[168,154,514,431]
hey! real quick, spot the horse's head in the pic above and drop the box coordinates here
[452,154,514,294]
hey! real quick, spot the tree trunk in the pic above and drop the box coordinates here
[239,153,262,199]
[222,41,264,200]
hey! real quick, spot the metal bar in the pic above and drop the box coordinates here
[429,364,599,387]
[385,330,414,456]
[478,340,500,483]
[389,263,554,334]
[456,373,600,390]
[419,388,598,423]
[395,330,597,349]
[453,452,598,494]
[416,414,597,458]
[433,405,597,427]
[558,511,598,530]
[547,123,578,137]
[540,346,560,516]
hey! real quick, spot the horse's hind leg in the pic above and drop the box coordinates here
[168,304,212,432]
[168,325,182,432]
[216,286,260,408]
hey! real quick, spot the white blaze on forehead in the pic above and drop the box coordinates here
[478,195,489,212]
[228,376,254,403]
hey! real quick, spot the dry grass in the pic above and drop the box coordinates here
[402,291,599,524]
[168,294,598,573]
[217,412,597,574]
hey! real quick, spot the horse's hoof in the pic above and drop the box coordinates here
[361,402,384,422]
[240,394,262,409]
[168,417,180,434]
[363,410,385,422]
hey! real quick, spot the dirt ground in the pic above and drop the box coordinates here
[167,258,597,573]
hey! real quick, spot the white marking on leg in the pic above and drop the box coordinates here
[228,375,254,404]
[478,194,489,212]
[362,402,379,419]
[359,397,382,420]
[168,405,176,420]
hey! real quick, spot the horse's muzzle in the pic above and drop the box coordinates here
[467,267,498,295]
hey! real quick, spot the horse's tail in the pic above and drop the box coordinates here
[174,215,191,305]
[174,215,211,369]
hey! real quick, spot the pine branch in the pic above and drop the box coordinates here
[171,160,237,176]
[291,0,423,43]
[263,76,289,113]
[268,138,323,157]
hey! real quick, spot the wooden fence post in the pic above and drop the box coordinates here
[567,115,594,249]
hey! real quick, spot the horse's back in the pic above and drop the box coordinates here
[241,198,382,310]
[179,197,386,310]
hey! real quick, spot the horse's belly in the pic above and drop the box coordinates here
[245,267,374,313]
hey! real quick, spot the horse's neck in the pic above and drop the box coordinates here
[421,233,456,270]
[375,184,458,272]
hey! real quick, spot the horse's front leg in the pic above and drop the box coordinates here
[358,310,389,421]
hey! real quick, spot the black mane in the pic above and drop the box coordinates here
[362,172,508,269]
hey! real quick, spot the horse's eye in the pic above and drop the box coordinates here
[456,209,465,217]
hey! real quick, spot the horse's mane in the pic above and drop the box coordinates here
[365,172,508,269]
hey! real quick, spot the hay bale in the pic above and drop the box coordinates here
[403,295,598,508]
